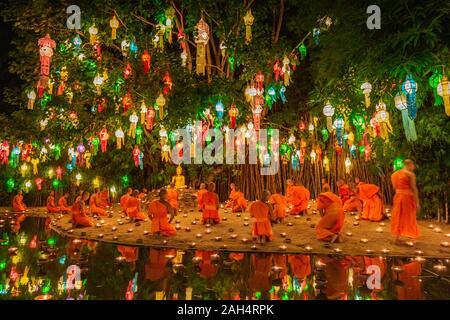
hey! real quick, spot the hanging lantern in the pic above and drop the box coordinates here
[279,86,287,103]
[360,82,372,108]
[291,152,299,171]
[394,93,417,142]
[243,9,254,44]
[34,177,43,190]
[121,40,130,57]
[75,173,82,186]
[156,93,166,120]
[323,101,335,131]
[128,113,139,138]
[195,18,209,75]
[110,16,119,40]
[124,63,132,79]
[255,71,264,92]
[27,90,36,109]
[288,134,296,145]
[310,150,317,163]
[141,50,151,74]
[180,50,187,67]
[428,70,443,106]
[228,103,238,129]
[163,72,173,93]
[99,128,109,152]
[20,163,29,177]
[140,101,147,124]
[146,106,156,131]
[323,155,330,172]
[401,74,418,120]
[345,157,352,174]
[73,34,82,50]
[93,73,104,95]
[298,43,307,59]
[37,34,56,96]
[252,105,263,131]
[165,8,175,44]
[313,28,320,45]
[215,101,224,121]
[375,101,393,141]
[437,75,450,116]
[132,145,140,167]
[88,24,98,45]
[273,60,282,81]
[282,57,291,86]
[56,166,63,180]
[0,140,9,165]
[351,113,365,142]
[136,126,143,144]
[333,117,345,146]
[130,41,138,59]
[122,92,133,113]
[115,128,124,149]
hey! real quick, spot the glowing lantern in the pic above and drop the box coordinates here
[375,101,393,141]
[146,106,156,131]
[282,57,291,86]
[141,50,151,74]
[136,126,143,144]
[252,105,263,131]
[110,16,119,40]
[27,90,36,110]
[115,128,124,149]
[132,145,141,167]
[345,157,352,174]
[228,103,238,129]
[34,178,43,190]
[215,101,224,121]
[124,63,132,79]
[437,75,450,116]
[73,34,82,49]
[401,75,418,120]
[394,93,417,142]
[195,18,209,75]
[310,150,317,163]
[323,155,330,172]
[52,179,60,189]
[128,113,139,138]
[243,9,254,44]
[393,157,404,171]
[180,50,187,67]
[156,94,166,120]
[93,74,104,95]
[88,24,98,45]
[323,101,335,131]
[360,82,372,108]
[75,173,82,186]
[122,92,133,113]
[37,34,56,96]
[129,41,138,59]
[99,128,109,153]
[20,163,29,177]
[255,71,264,92]
[288,134,296,145]
[333,117,345,146]
[6,177,14,192]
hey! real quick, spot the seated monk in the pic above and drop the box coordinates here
[89,188,107,216]
[120,188,133,214]
[126,190,148,221]
[316,191,345,243]
[97,187,112,209]
[286,180,310,215]
[148,189,176,237]
[138,188,148,201]
[196,183,208,211]
[232,186,247,212]
[250,190,275,243]
[46,190,60,213]
[167,183,179,211]
[358,183,384,222]
[71,192,94,228]
[268,187,287,223]
[201,182,220,225]
[322,178,331,192]
[225,183,237,208]
[337,179,350,204]
[12,191,26,212]
[58,193,72,214]
[343,182,362,213]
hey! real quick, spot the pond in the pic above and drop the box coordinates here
[0,217,449,300]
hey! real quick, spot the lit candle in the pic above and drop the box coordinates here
[376,227,383,233]
[196,233,203,238]
[405,241,414,247]
[251,245,258,250]
[113,236,118,241]
[205,229,211,234]
[305,245,313,252]
[353,222,359,226]
[365,249,374,254]
[279,245,287,251]
[243,222,249,226]
[434,227,442,233]
[112,226,117,231]
[144,230,149,235]
[346,232,353,236]
[127,228,133,233]
[440,241,449,247]
[280,232,287,238]
[433,264,447,272]
[215,236,222,241]
[185,227,191,232]
[415,256,426,263]
[175,224,181,230]
[381,248,390,254]
[360,238,369,243]
[241,238,249,243]
[334,248,342,253]
[287,222,293,226]
[428,224,435,229]
[97,234,104,238]
[222,217,227,221]
[230,234,237,239]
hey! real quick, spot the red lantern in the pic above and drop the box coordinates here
[124,63,132,79]
[146,106,156,131]
[56,166,63,180]
[34,177,43,190]
[132,145,140,167]
[141,50,151,74]
[229,104,238,129]
[37,34,56,97]
[163,72,173,92]
[122,92,133,113]
[255,71,264,92]
[99,128,109,152]
[273,60,282,81]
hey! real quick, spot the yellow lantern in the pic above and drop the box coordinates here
[243,10,254,44]
[195,18,209,75]
[109,16,119,40]
[323,155,330,172]
[115,128,124,149]
[437,75,450,116]
[88,24,98,45]
[140,101,147,124]
[156,93,166,120]
[345,157,351,174]
[360,82,372,108]
[128,113,139,138]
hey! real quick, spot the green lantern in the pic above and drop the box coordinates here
[92,137,100,155]
[298,43,307,59]
[321,128,329,142]
[121,175,129,188]
[52,179,60,189]
[393,157,404,171]
[6,178,14,192]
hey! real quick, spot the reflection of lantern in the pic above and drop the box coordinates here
[195,18,209,75]
[323,101,334,131]
[128,113,139,138]
[243,9,254,44]
[360,82,372,108]
[401,75,418,120]
[110,16,119,40]
[437,75,450,116]
[395,93,417,142]
[156,93,166,120]
[115,128,124,149]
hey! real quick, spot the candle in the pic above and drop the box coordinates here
[97,234,104,238]
[365,249,374,254]
[144,230,149,235]
[354,216,360,221]
[215,236,222,241]
[115,256,126,263]
[222,217,227,221]
[280,232,287,238]
[243,222,249,226]
[175,224,181,230]
[391,266,403,272]
[100,220,105,224]
[95,223,101,228]
[346,232,353,236]
[230,234,237,239]
[236,213,241,217]
[191,221,197,225]
[381,248,390,254]
[185,227,191,232]
[241,238,249,243]
[222,244,228,249]
[164,254,175,260]
[446,233,450,238]
[287,222,293,226]
[189,242,196,248]
[244,217,249,221]
[192,257,202,263]
[118,221,124,225]
[112,226,117,231]
[414,256,426,263]
[360,238,369,243]
[440,241,449,247]
[353,222,359,226]
[113,236,118,241]
[205,224,211,228]
[434,227,442,233]
[272,266,283,273]
[205,229,211,234]
[405,241,414,247]
[305,245,313,252]
[127,228,133,233]
[68,229,73,234]
[428,224,435,229]
[376,227,383,233]
[251,245,258,250]
[279,245,287,251]
[196,233,203,238]
[295,215,301,219]
[183,214,188,218]
[162,240,168,245]
[284,238,292,243]
[72,239,82,244]
[380,222,386,227]
[334,248,342,253]
[433,264,447,272]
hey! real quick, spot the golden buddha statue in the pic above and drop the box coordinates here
[171,165,186,189]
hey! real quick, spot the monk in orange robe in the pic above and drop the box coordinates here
[391,159,420,243]
[12,191,26,212]
[126,190,148,221]
[138,188,148,201]
[167,183,179,210]
[268,187,287,223]
[195,250,219,279]
[145,248,176,282]
[46,190,60,213]
[89,188,107,216]
[249,254,272,296]
[394,259,423,300]
[58,193,72,214]
[225,183,237,208]
[357,183,384,222]
[322,179,331,192]
[342,182,363,213]
[250,190,275,243]
[315,191,344,243]
[337,179,350,204]
[71,192,94,227]
[201,182,220,225]
[288,254,311,280]
[97,187,112,209]
[117,245,139,263]
[232,186,247,212]
[197,183,208,211]
[286,180,310,215]
[120,188,132,214]
[148,189,176,236]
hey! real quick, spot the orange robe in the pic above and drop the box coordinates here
[197,189,208,209]
[249,200,273,240]
[358,184,384,222]
[126,196,147,221]
[195,251,218,279]
[201,191,220,224]
[117,246,139,263]
[167,188,179,210]
[120,194,130,213]
[269,193,287,219]
[226,190,238,208]
[71,199,94,227]
[89,194,107,216]
[316,192,344,241]
[288,254,311,279]
[391,170,420,239]
[148,200,176,236]
[97,190,111,208]
[287,186,310,215]
[12,194,26,212]
[249,254,272,292]
[343,189,362,212]
[46,196,60,213]
[58,197,71,213]
[232,191,247,212]
[338,184,350,204]
[321,256,349,300]
[145,248,176,282]
[395,261,423,300]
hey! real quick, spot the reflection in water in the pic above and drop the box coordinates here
[0,216,449,300]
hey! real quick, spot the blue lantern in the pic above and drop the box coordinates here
[401,74,418,120]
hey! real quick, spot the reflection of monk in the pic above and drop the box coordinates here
[268,187,287,223]
[148,190,176,236]
[358,183,384,221]
[12,191,26,212]
[89,188,107,216]
[126,190,148,221]
[118,245,139,263]
[58,193,72,213]
[195,251,218,279]
[286,180,310,215]
[288,254,311,279]
[249,254,272,293]
[71,192,94,227]
[197,183,208,210]
[145,248,176,281]
[201,183,220,224]
[167,184,179,210]
[315,192,344,243]
[394,260,423,300]
[319,256,349,300]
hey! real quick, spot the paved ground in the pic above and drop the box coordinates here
[1,191,449,258]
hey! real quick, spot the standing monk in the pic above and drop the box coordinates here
[120,188,132,214]
[126,190,148,221]
[12,191,26,212]
[167,183,179,211]
[337,179,350,204]
[201,182,220,225]
[391,159,420,244]
[232,186,247,212]
[358,183,384,222]
[342,182,362,213]
[97,187,112,209]
[250,190,275,243]
[46,190,60,213]
[315,191,345,243]
[148,189,176,236]
[71,191,94,227]
[226,183,238,208]
[58,193,72,214]
[268,187,287,223]
[89,188,107,216]
[197,183,208,211]
[286,180,310,215]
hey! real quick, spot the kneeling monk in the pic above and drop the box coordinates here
[316,191,345,243]
[286,180,310,215]
[358,183,384,222]
[120,188,132,214]
[97,187,112,209]
[232,186,247,212]
[269,187,287,223]
[202,182,220,225]
[46,190,60,213]
[89,188,107,216]
[250,190,275,243]
[167,183,179,211]
[126,190,148,221]
[148,189,176,237]
[342,182,362,213]
[12,191,26,212]
[226,183,238,208]
[58,193,72,214]
[337,179,350,204]
[197,183,208,211]
[71,192,94,228]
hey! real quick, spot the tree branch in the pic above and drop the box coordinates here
[273,0,285,44]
